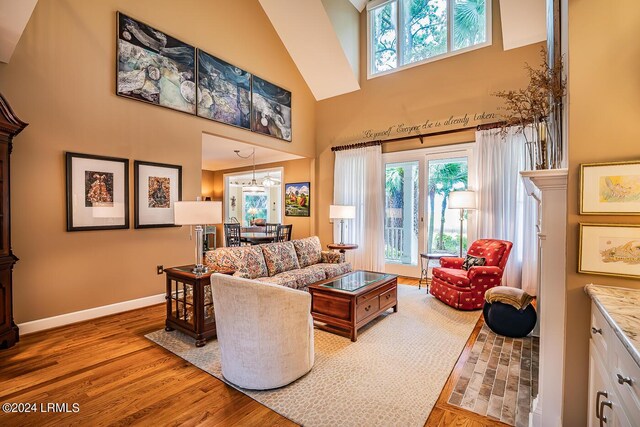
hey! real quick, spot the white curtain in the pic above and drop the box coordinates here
[476,127,539,295]
[333,145,385,271]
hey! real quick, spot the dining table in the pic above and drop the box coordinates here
[240,232,278,245]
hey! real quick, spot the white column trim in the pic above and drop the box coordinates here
[521,168,568,427]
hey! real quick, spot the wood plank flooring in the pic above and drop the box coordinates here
[0,278,506,426]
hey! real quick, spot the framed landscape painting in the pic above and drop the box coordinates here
[579,223,640,279]
[581,161,640,215]
[251,75,292,142]
[134,161,182,228]
[285,182,310,217]
[197,49,251,129]
[66,152,129,231]
[117,12,196,114]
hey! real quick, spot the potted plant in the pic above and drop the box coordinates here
[494,48,566,170]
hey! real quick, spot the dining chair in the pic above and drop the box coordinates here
[224,223,242,247]
[276,224,293,242]
[266,223,280,234]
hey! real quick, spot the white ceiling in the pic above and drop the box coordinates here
[259,0,360,101]
[202,133,304,171]
[348,0,367,12]
[499,0,547,51]
[0,0,38,63]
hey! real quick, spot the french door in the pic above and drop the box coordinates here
[383,145,475,277]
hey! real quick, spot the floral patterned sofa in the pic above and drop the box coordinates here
[205,236,352,291]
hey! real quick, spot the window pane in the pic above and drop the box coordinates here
[453,0,486,51]
[401,0,448,65]
[243,194,267,226]
[385,162,419,265]
[372,2,398,73]
[426,157,468,256]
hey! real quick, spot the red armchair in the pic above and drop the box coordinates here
[430,239,513,310]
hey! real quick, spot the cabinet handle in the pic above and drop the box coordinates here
[365,305,371,312]
[616,373,633,385]
[595,391,608,419]
[599,400,612,426]
[386,294,391,299]
[591,326,602,335]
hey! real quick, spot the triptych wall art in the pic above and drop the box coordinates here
[66,153,182,231]
[578,160,640,279]
[116,12,292,142]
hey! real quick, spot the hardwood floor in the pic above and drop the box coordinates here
[0,278,506,426]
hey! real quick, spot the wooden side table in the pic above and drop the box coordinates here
[327,243,358,254]
[164,265,218,347]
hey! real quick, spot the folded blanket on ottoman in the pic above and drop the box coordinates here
[485,287,533,310]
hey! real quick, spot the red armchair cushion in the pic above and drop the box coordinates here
[432,268,470,287]
[439,257,464,269]
[467,239,512,268]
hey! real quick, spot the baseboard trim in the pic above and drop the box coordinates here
[18,293,166,335]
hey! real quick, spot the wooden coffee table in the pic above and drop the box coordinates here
[308,271,398,342]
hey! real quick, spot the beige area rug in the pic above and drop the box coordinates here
[447,324,539,427]
[146,285,480,427]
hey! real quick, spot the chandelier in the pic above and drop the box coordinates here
[234,149,265,193]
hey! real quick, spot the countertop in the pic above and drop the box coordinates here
[584,284,640,368]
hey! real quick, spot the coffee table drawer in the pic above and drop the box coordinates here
[357,297,380,322]
[379,287,397,310]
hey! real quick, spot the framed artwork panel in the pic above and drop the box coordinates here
[116,12,196,115]
[251,75,292,142]
[197,49,251,129]
[581,161,640,215]
[134,161,182,228]
[579,223,640,279]
[66,152,129,231]
[285,182,310,217]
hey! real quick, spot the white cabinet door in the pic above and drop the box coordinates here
[589,341,611,427]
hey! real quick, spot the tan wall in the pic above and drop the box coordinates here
[0,0,316,323]
[203,157,315,247]
[564,1,640,424]
[314,0,544,246]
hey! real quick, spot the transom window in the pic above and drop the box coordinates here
[368,0,491,77]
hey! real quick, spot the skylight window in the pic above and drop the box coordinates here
[368,0,491,77]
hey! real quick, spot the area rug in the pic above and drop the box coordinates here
[447,324,539,427]
[146,285,480,427]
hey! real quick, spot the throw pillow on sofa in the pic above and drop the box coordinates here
[205,246,268,279]
[293,236,323,268]
[261,241,301,276]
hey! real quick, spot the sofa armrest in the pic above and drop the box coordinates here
[321,250,345,264]
[440,257,464,269]
[468,266,503,281]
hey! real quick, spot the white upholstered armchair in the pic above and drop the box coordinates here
[210,273,315,390]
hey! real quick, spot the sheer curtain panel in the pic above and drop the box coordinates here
[476,127,539,295]
[333,145,385,271]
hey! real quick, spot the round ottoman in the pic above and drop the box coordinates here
[483,301,537,338]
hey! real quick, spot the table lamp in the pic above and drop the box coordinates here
[174,200,222,274]
[329,205,356,245]
[448,190,476,257]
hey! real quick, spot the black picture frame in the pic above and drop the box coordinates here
[285,182,310,217]
[134,160,183,229]
[116,12,196,116]
[66,152,130,231]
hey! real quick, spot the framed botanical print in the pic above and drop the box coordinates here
[66,152,129,231]
[285,182,310,217]
[581,161,640,215]
[134,161,182,228]
[579,223,640,279]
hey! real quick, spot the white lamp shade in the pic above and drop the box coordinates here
[448,191,476,210]
[174,201,222,225]
[330,205,356,219]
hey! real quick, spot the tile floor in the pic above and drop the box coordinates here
[448,324,539,427]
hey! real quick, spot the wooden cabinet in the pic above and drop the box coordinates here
[0,94,27,349]
[588,301,639,427]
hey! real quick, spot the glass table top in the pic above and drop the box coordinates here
[320,271,393,292]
